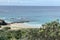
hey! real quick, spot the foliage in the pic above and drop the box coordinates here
[2,27,11,30]
[0,20,60,40]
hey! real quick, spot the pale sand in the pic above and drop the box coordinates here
[1,23,41,30]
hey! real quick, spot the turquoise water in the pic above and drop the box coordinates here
[0,6,60,26]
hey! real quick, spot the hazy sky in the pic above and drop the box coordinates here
[0,0,60,6]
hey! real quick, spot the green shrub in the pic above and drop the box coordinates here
[3,27,11,30]
[0,25,1,28]
[0,20,60,40]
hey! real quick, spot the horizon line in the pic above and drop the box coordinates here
[0,5,60,6]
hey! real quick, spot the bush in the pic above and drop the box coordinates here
[0,25,1,28]
[3,27,11,30]
[0,20,60,40]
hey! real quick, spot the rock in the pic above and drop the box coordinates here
[12,18,30,23]
[12,20,30,23]
[0,19,7,25]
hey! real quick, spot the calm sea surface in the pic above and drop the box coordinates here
[0,6,60,26]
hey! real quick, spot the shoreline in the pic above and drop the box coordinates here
[1,23,41,30]
[23,23,41,27]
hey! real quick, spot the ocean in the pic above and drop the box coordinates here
[0,6,60,26]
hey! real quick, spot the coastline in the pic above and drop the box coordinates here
[1,23,41,30]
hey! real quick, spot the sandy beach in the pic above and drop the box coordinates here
[1,23,41,30]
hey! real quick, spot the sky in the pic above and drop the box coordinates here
[0,0,60,6]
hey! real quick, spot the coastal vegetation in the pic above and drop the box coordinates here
[0,20,60,40]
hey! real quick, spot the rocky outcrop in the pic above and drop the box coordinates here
[12,20,30,23]
[0,19,7,25]
[11,18,30,23]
